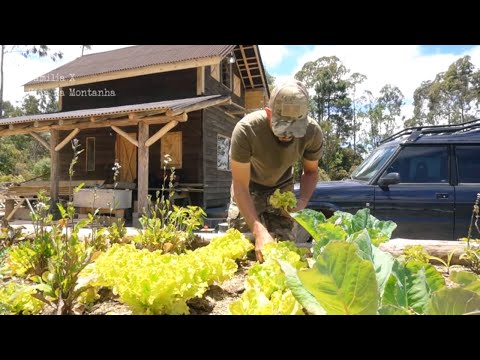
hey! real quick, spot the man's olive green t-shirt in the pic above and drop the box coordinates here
[230,110,324,189]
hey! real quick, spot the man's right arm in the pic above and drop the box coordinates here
[231,159,274,262]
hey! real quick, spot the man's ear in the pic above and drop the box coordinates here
[265,107,272,124]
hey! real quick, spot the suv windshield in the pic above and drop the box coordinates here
[351,145,397,181]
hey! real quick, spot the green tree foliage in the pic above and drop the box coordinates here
[295,56,356,177]
[265,69,276,93]
[408,56,480,126]
[360,85,404,151]
[0,90,56,180]
[348,72,367,154]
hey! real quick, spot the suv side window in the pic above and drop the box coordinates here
[384,145,449,183]
[456,146,480,183]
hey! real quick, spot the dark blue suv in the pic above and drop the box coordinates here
[299,120,480,240]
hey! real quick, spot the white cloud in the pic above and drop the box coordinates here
[258,45,289,69]
[263,45,480,120]
[262,45,480,128]
[2,45,131,107]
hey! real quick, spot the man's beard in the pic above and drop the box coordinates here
[274,136,294,147]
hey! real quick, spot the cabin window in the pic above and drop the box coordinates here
[217,134,231,171]
[161,131,182,169]
[233,74,241,97]
[86,137,95,172]
[210,63,220,81]
[221,59,232,89]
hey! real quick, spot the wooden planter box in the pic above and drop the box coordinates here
[73,189,132,209]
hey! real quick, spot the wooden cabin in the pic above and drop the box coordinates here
[0,45,269,224]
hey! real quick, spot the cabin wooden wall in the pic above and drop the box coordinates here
[202,107,238,208]
[58,128,116,181]
[149,111,203,185]
[57,114,205,204]
[61,69,197,111]
[205,63,245,108]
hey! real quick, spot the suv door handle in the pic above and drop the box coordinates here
[436,193,449,199]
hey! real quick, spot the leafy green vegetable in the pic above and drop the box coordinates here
[428,288,480,315]
[269,189,297,211]
[382,260,445,314]
[297,241,379,315]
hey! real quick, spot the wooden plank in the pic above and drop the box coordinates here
[145,120,179,147]
[253,45,268,90]
[240,45,254,88]
[245,89,266,111]
[54,128,80,151]
[30,132,50,151]
[58,87,63,111]
[379,239,468,265]
[197,66,205,95]
[111,126,139,147]
[161,131,182,169]
[25,56,224,91]
[116,132,137,183]
[166,96,230,116]
[50,129,60,205]
[0,113,185,137]
[137,122,149,215]
[6,198,25,221]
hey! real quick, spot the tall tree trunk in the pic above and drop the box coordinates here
[0,45,4,118]
[353,99,356,154]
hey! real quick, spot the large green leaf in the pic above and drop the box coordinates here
[450,271,478,286]
[367,228,390,246]
[350,209,396,239]
[349,229,394,297]
[330,209,396,239]
[382,260,445,314]
[291,209,326,242]
[372,246,395,297]
[428,288,480,315]
[349,229,373,261]
[311,223,348,258]
[351,209,375,233]
[279,261,326,315]
[464,281,480,295]
[298,241,378,315]
[328,211,353,232]
[378,304,412,315]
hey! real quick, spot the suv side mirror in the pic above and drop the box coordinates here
[378,172,400,187]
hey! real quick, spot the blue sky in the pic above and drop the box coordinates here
[3,45,480,123]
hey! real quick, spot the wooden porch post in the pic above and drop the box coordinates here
[50,129,60,211]
[137,121,149,215]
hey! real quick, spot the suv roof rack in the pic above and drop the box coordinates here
[380,118,480,145]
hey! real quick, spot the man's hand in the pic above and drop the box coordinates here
[291,198,308,213]
[254,227,275,263]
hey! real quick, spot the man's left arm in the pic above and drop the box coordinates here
[293,159,318,212]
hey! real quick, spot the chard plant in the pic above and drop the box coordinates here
[99,161,126,246]
[23,139,98,315]
[278,208,480,315]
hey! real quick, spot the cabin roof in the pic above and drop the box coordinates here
[24,45,235,86]
[0,94,230,136]
[23,45,269,94]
